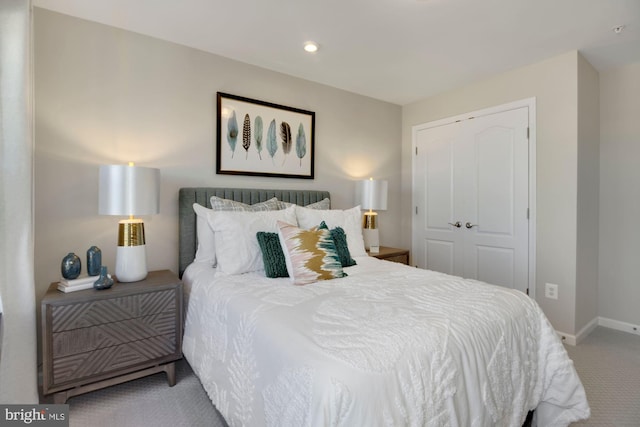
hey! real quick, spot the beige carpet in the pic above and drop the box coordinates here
[61,360,227,427]
[566,326,640,426]
[57,326,639,426]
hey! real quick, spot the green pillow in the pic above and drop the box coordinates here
[319,221,357,267]
[256,232,289,278]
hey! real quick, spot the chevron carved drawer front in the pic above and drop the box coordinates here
[52,311,176,357]
[41,270,184,402]
[51,289,175,332]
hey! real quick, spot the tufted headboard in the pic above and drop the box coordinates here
[178,187,331,277]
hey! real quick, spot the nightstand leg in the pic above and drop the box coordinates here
[53,391,68,404]
[165,362,176,386]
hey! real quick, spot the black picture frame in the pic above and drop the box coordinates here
[216,92,315,179]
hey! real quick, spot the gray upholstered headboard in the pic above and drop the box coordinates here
[178,187,331,277]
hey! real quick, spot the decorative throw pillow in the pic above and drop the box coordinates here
[208,206,296,275]
[279,198,331,210]
[318,221,357,267]
[295,205,366,257]
[256,232,289,278]
[210,196,282,212]
[277,221,346,285]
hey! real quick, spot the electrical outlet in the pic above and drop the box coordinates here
[545,283,558,300]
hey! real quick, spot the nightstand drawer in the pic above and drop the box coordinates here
[52,333,177,385]
[384,254,409,264]
[52,310,177,357]
[51,288,177,332]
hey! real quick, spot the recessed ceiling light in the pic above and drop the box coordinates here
[303,41,319,53]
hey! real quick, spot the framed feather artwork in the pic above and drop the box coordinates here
[216,92,315,179]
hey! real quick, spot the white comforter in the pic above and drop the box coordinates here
[182,257,589,427]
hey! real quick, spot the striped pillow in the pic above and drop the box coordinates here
[210,196,281,212]
[277,221,346,285]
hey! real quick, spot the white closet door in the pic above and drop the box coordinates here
[413,107,529,294]
[413,122,465,277]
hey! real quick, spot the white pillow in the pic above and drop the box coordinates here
[193,203,217,265]
[279,198,331,210]
[208,205,297,275]
[192,197,282,266]
[295,205,367,257]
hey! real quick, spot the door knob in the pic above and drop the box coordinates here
[465,222,477,229]
[448,221,462,228]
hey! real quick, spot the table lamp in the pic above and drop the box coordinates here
[99,163,160,282]
[358,178,388,253]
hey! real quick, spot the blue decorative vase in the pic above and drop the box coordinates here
[86,246,102,276]
[93,266,114,290]
[61,253,81,279]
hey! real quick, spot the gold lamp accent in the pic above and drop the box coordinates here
[117,219,146,247]
[357,177,388,253]
[99,163,160,282]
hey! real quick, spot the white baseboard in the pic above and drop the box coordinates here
[555,330,577,346]
[598,316,640,336]
[556,316,640,346]
[576,317,599,344]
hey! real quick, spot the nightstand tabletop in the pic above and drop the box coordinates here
[367,246,410,265]
[44,269,180,303]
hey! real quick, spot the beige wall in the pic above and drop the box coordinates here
[401,51,581,334]
[33,9,401,305]
[599,62,640,327]
[33,8,639,342]
[575,55,600,334]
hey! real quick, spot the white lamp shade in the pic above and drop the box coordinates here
[357,179,388,211]
[99,165,160,216]
[99,164,159,283]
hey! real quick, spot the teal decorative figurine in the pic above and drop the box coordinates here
[93,266,114,290]
[87,246,102,276]
[61,253,81,279]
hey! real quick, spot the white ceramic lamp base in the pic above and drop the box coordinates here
[116,245,148,282]
[363,228,380,253]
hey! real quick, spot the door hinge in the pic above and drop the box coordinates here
[526,288,529,295]
[415,146,418,155]
[415,206,418,215]
[527,208,530,219]
[526,127,530,139]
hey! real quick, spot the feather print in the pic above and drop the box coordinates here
[229,309,261,425]
[242,113,251,159]
[296,123,306,167]
[280,121,292,165]
[227,110,238,158]
[267,119,278,164]
[254,116,263,160]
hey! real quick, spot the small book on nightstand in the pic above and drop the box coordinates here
[57,276,96,293]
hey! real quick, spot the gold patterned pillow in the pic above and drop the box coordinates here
[277,221,346,285]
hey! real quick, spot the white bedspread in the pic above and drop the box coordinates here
[182,257,589,427]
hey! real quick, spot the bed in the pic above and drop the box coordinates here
[179,187,590,427]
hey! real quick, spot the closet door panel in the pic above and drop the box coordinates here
[413,123,464,277]
[462,107,529,293]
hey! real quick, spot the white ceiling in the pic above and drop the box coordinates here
[33,0,640,105]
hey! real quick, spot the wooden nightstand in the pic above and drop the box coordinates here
[367,246,410,265]
[41,270,183,403]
